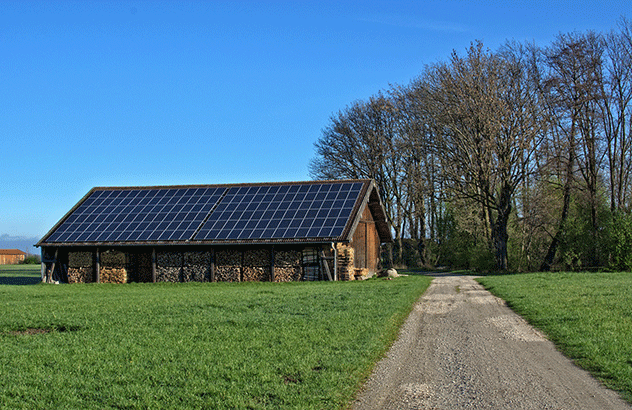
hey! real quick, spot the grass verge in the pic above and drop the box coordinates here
[477,271,632,403]
[0,264,41,285]
[0,274,431,409]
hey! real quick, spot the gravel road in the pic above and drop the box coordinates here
[352,274,631,410]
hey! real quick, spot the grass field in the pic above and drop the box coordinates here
[0,269,431,409]
[477,271,632,403]
[0,264,41,285]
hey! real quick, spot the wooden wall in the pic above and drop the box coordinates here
[0,252,26,265]
[348,204,381,278]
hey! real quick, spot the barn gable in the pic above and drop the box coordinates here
[37,179,392,283]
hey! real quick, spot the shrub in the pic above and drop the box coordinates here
[607,211,632,271]
[20,255,41,265]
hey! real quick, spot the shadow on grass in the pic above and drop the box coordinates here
[0,276,41,285]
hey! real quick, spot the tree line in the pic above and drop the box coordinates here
[310,19,632,272]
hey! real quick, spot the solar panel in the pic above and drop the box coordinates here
[194,181,364,241]
[42,180,368,244]
[46,187,226,243]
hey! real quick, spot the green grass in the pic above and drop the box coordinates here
[477,272,632,403]
[0,274,431,409]
[0,264,41,285]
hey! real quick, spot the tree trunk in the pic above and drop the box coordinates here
[492,184,512,271]
[541,155,574,271]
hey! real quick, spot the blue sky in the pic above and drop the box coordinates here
[1,0,629,240]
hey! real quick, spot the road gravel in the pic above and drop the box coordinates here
[352,274,631,410]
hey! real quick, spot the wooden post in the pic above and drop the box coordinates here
[270,246,275,282]
[40,248,46,282]
[180,251,185,282]
[240,249,244,282]
[332,243,338,281]
[210,248,215,282]
[319,249,333,281]
[151,248,156,283]
[95,248,100,283]
[47,248,59,283]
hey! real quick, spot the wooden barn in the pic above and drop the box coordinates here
[37,179,392,284]
[0,249,27,265]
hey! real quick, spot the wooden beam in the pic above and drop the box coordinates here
[319,250,333,281]
[270,246,275,282]
[210,248,215,282]
[240,249,244,282]
[95,247,100,283]
[180,251,185,282]
[151,248,156,283]
[40,248,46,282]
[332,243,338,281]
[48,248,59,283]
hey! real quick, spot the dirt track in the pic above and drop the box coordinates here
[352,274,631,410]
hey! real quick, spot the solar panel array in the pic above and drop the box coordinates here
[195,182,363,241]
[42,181,366,244]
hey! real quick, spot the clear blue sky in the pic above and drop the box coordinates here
[1,0,629,240]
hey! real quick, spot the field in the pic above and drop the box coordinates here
[477,271,632,403]
[0,264,41,285]
[0,267,431,409]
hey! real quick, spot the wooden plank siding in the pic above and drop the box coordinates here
[350,205,380,275]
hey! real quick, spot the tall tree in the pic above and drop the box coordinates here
[423,42,545,270]
[601,19,632,212]
[540,32,605,269]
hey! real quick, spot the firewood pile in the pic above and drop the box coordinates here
[242,249,270,282]
[215,249,241,282]
[100,249,127,284]
[68,251,93,283]
[273,250,302,282]
[336,245,355,281]
[243,266,270,281]
[62,245,344,283]
[157,251,182,282]
[182,251,210,282]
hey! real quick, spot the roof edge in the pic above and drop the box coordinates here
[87,178,373,192]
[343,180,393,244]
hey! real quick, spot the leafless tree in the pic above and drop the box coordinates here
[423,42,546,270]
[540,31,606,269]
[309,94,408,263]
[601,19,632,212]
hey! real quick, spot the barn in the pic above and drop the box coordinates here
[0,249,27,265]
[37,179,392,284]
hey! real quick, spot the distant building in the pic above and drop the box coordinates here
[0,249,27,265]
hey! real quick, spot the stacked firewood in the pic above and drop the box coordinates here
[242,248,270,282]
[67,251,93,283]
[335,244,355,281]
[214,249,241,282]
[273,249,302,282]
[157,251,182,282]
[183,251,210,282]
[100,249,127,284]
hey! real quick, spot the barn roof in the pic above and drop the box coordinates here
[0,249,27,255]
[37,179,392,247]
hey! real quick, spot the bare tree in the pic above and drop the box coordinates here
[540,31,606,269]
[423,42,545,270]
[601,19,632,212]
[309,94,408,264]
